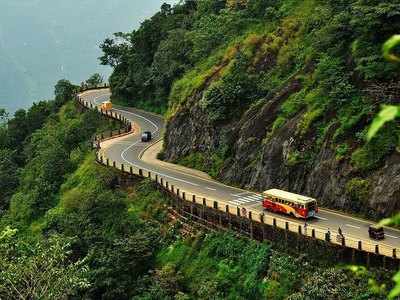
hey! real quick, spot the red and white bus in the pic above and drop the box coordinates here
[262,189,318,219]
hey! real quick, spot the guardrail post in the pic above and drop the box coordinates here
[249,218,253,238]
[155,174,158,182]
[166,182,169,189]
[203,198,206,206]
[130,166,133,174]
[177,189,180,197]
[171,185,174,193]
[160,178,164,186]
[393,249,397,259]
[190,202,194,216]
[341,236,345,246]
[285,222,289,230]
[148,171,151,178]
[182,192,186,200]
[225,205,229,213]
[213,201,218,209]
[192,195,196,203]
[298,225,302,235]
[106,158,109,166]
[248,211,252,220]
[358,241,362,251]
[237,207,240,217]
[311,229,315,238]
[121,164,124,172]
[260,213,264,224]
[113,161,116,168]
[375,245,379,255]
[273,218,277,227]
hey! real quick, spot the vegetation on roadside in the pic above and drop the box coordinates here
[101,0,399,198]
[1,0,399,298]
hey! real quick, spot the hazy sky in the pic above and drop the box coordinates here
[0,0,177,113]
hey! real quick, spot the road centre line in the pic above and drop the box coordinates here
[386,235,399,239]
[345,224,361,229]
[113,109,159,135]
[315,216,328,221]
[205,187,217,191]
[109,104,200,188]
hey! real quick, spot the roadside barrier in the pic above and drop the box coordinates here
[77,88,400,264]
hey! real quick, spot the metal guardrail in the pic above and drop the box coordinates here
[77,88,400,261]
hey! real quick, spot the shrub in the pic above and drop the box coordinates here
[351,123,398,171]
[335,143,349,161]
[345,178,371,204]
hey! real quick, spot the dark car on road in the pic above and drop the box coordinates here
[368,225,385,240]
[141,131,152,142]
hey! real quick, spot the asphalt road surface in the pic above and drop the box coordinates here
[80,88,400,254]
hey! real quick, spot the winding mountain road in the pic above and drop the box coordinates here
[79,88,400,259]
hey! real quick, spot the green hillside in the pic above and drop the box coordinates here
[102,0,400,220]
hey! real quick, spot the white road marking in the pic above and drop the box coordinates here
[386,234,399,239]
[232,192,250,197]
[206,187,217,191]
[251,195,264,200]
[315,216,328,221]
[345,224,361,229]
[229,193,264,206]
[113,109,159,135]
[247,202,263,208]
[102,103,200,188]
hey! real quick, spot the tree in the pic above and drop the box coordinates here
[0,108,8,125]
[0,149,19,211]
[85,73,104,88]
[54,79,77,108]
[0,228,90,299]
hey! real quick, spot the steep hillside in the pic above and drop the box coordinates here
[3,92,389,299]
[103,0,400,219]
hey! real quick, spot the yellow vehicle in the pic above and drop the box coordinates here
[101,100,112,111]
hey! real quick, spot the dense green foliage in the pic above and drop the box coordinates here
[0,82,393,298]
[1,0,399,298]
[0,227,89,299]
[102,0,400,176]
[133,233,389,299]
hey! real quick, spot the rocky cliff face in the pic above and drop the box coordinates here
[163,77,400,219]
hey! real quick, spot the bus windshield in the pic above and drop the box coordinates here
[307,201,316,211]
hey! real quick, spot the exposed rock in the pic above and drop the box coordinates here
[163,80,400,218]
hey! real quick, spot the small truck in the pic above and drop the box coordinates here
[141,131,152,142]
[100,100,112,111]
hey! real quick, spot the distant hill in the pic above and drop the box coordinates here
[0,0,176,113]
